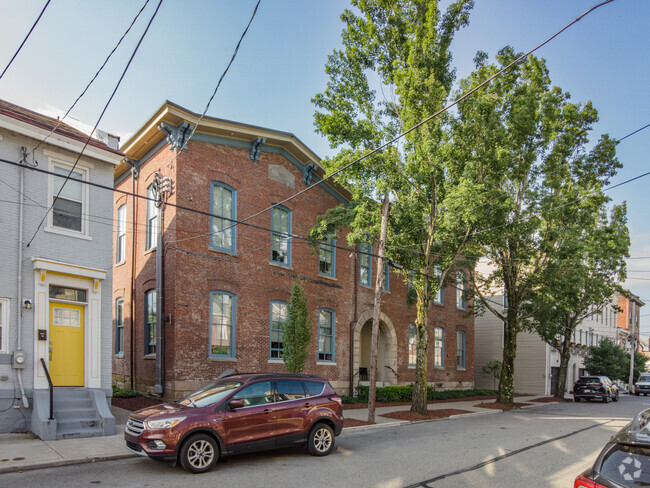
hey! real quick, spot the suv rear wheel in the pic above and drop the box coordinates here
[308,423,335,456]
[179,433,219,473]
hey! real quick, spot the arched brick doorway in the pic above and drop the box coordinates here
[353,309,398,385]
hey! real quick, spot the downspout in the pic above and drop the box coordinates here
[16,148,29,408]
[154,181,164,396]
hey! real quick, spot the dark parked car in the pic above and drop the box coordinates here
[124,373,344,473]
[575,408,650,487]
[573,376,619,403]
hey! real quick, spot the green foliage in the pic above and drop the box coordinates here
[584,338,629,381]
[340,395,358,404]
[282,281,313,373]
[354,385,495,403]
[482,359,502,390]
[112,385,140,398]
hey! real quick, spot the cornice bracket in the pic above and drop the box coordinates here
[249,138,266,162]
[158,121,193,151]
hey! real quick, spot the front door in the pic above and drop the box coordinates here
[49,302,84,386]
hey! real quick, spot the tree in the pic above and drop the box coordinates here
[459,47,622,406]
[311,0,480,416]
[481,359,502,391]
[584,338,629,381]
[528,204,628,398]
[282,281,312,373]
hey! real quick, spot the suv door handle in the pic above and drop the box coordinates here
[304,403,311,407]
[263,409,271,415]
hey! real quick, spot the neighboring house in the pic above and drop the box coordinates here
[473,258,620,395]
[616,290,644,351]
[112,100,475,398]
[0,99,122,438]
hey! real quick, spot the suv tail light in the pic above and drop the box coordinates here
[574,474,607,487]
[329,396,342,407]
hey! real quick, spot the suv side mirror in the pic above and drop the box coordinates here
[229,399,245,410]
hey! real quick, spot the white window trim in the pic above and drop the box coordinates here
[0,298,9,353]
[45,156,91,240]
[116,204,126,265]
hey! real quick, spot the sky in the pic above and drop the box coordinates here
[1,0,648,332]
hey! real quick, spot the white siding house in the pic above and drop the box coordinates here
[0,99,122,438]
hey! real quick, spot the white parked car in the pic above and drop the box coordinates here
[635,373,650,396]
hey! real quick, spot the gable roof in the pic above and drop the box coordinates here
[0,98,123,159]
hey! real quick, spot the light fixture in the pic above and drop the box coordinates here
[23,299,32,310]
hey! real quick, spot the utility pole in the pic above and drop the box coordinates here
[368,194,389,423]
[628,302,637,394]
[153,172,172,396]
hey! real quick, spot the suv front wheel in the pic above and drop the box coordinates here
[179,433,219,473]
[308,423,335,456]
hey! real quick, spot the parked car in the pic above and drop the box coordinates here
[575,408,650,487]
[573,376,619,403]
[634,373,650,396]
[124,373,344,473]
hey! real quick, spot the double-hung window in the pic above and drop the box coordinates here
[360,244,372,286]
[115,298,124,354]
[146,184,159,251]
[408,323,417,367]
[210,291,236,357]
[456,331,466,369]
[318,236,336,277]
[210,182,236,252]
[434,265,444,304]
[270,301,288,359]
[0,299,8,353]
[271,206,291,266]
[434,327,444,368]
[318,309,335,362]
[51,162,86,234]
[116,204,126,264]
[144,290,156,355]
[456,271,466,310]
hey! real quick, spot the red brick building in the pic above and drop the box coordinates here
[112,101,474,398]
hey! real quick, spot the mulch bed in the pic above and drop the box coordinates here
[529,396,569,403]
[380,408,473,421]
[474,402,532,410]
[112,395,164,412]
[343,395,496,410]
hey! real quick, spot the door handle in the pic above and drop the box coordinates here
[263,409,271,415]
[304,403,311,407]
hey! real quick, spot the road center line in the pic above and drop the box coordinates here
[403,419,615,488]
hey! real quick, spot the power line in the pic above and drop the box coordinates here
[0,0,52,81]
[223,0,615,233]
[25,0,165,248]
[618,122,650,142]
[29,0,151,157]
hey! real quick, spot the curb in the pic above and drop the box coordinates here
[0,453,136,475]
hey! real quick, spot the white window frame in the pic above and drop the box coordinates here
[0,298,9,353]
[45,156,91,240]
[116,204,126,264]
[146,184,159,251]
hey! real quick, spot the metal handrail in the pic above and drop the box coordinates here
[40,358,54,420]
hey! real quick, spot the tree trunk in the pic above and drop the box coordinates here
[411,292,429,415]
[555,319,573,399]
[498,315,517,406]
[367,194,389,423]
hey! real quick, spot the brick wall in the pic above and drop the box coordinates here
[113,136,474,397]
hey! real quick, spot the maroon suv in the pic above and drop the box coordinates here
[124,373,344,473]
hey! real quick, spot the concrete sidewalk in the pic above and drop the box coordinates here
[0,396,555,474]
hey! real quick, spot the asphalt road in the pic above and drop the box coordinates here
[4,395,650,488]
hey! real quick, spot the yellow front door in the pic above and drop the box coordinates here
[49,302,85,386]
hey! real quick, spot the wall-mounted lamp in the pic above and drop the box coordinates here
[23,299,32,310]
